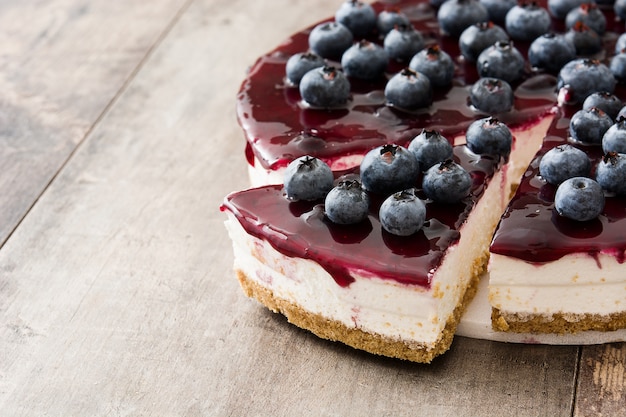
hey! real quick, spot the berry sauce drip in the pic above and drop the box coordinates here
[237,0,557,171]
[222,146,499,288]
[490,103,626,264]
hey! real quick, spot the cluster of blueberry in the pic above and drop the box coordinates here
[284,0,626,229]
[284,117,511,236]
[540,90,626,221]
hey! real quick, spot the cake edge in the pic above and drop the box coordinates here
[491,308,626,334]
[236,266,482,364]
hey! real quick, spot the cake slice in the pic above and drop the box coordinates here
[489,104,626,334]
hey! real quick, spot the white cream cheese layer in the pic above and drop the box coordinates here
[489,252,626,316]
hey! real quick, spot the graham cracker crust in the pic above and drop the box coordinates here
[236,268,481,364]
[492,308,626,334]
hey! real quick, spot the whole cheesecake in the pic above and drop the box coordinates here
[223,0,626,362]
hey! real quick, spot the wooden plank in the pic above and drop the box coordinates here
[0,0,189,246]
[0,0,583,416]
[575,344,626,417]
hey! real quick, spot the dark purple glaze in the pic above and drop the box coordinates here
[237,0,557,171]
[223,146,499,288]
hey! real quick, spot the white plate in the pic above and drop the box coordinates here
[456,274,626,345]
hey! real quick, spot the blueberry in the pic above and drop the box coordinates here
[569,107,613,144]
[548,0,587,19]
[384,68,432,111]
[596,152,626,195]
[479,0,517,23]
[557,59,616,104]
[476,41,525,83]
[299,66,350,108]
[422,159,472,203]
[284,155,334,201]
[285,52,326,85]
[505,2,551,42]
[384,24,425,62]
[308,22,354,60]
[539,144,591,185]
[469,77,514,115]
[379,189,426,236]
[407,129,454,171]
[616,33,626,54]
[360,144,419,194]
[528,33,576,74]
[437,0,489,38]
[565,3,607,35]
[616,0,626,21]
[610,52,626,83]
[341,40,389,80]
[324,179,370,224]
[458,22,509,62]
[465,117,513,157]
[408,45,455,87]
[564,22,602,56]
[618,106,626,121]
[582,92,623,120]
[335,0,377,38]
[554,177,605,221]
[377,8,411,36]
[602,118,626,154]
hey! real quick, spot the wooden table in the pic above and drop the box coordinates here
[1,1,624,415]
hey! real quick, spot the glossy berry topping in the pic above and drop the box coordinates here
[325,179,370,224]
[557,59,616,104]
[564,21,602,56]
[479,0,516,23]
[554,177,605,221]
[383,24,425,62]
[408,129,454,171]
[565,3,607,35]
[458,22,509,62]
[505,2,551,42]
[308,22,353,60]
[528,33,576,74]
[582,92,623,120]
[377,8,411,35]
[284,155,334,201]
[437,0,489,38]
[360,144,419,195]
[596,152,626,195]
[422,160,472,203]
[539,144,591,185]
[602,118,626,154]
[569,107,613,144]
[476,41,525,83]
[384,68,432,111]
[299,66,351,108]
[465,117,512,157]
[341,40,389,80]
[379,189,426,236]
[285,52,325,85]
[408,45,455,87]
[335,0,377,38]
[469,77,514,114]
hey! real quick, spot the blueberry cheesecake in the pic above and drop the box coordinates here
[223,0,626,362]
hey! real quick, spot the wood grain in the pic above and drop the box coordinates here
[575,344,626,417]
[0,0,622,415]
[0,0,189,247]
